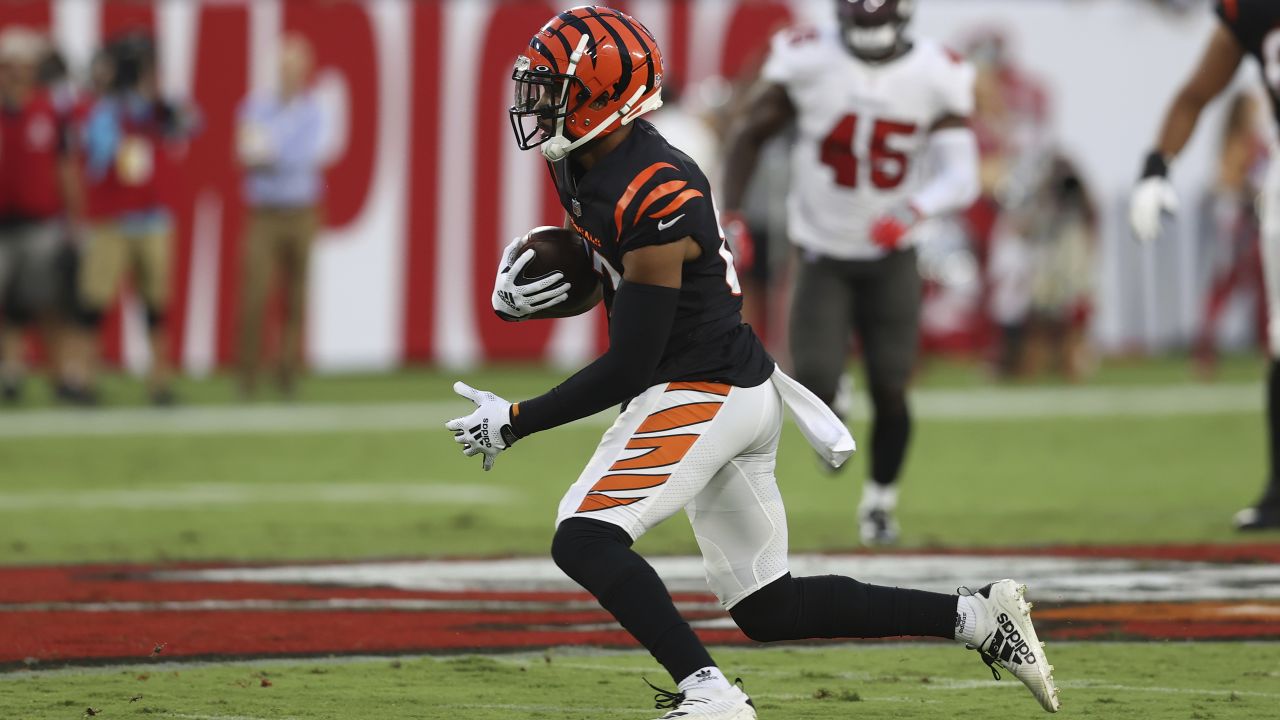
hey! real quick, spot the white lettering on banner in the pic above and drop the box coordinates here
[432,0,487,368]
[310,1,410,370]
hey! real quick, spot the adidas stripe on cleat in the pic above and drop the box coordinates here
[961,579,1062,713]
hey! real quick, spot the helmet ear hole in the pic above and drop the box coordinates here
[589,93,610,111]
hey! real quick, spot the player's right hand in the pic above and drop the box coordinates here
[491,236,571,321]
[445,382,519,472]
[1129,176,1179,244]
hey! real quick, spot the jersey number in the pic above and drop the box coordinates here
[718,238,743,296]
[819,113,917,190]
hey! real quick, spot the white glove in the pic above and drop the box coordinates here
[444,381,518,471]
[1129,176,1179,243]
[491,236,571,321]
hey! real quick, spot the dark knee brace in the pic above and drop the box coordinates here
[551,517,714,682]
[550,517,639,599]
[730,573,956,642]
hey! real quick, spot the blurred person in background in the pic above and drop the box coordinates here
[0,27,79,404]
[235,34,325,400]
[723,0,979,545]
[1129,0,1280,531]
[1193,92,1268,377]
[963,28,1052,369]
[64,30,196,406]
[988,154,1096,381]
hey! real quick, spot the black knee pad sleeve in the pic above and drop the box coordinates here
[550,517,637,601]
[731,573,803,642]
[867,382,908,417]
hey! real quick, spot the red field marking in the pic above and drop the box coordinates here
[1,544,1278,668]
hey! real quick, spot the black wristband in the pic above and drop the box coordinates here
[511,282,680,437]
[1141,151,1169,179]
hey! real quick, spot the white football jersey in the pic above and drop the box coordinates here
[762,27,975,260]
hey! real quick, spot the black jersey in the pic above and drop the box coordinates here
[546,120,773,389]
[1216,0,1280,124]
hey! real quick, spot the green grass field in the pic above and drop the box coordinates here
[1,356,1278,719]
[3,644,1278,719]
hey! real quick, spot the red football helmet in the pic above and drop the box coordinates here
[510,6,664,161]
[835,0,915,62]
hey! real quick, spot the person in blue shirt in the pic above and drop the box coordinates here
[235,34,325,399]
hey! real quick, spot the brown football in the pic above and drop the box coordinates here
[513,226,602,319]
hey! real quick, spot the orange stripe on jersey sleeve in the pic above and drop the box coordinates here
[590,473,671,493]
[665,381,732,396]
[636,402,722,434]
[576,494,644,513]
[634,180,688,221]
[649,188,705,219]
[615,162,677,234]
[609,434,699,471]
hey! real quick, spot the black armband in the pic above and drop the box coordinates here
[1141,150,1169,179]
[511,282,679,437]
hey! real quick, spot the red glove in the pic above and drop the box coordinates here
[720,211,756,273]
[869,205,922,251]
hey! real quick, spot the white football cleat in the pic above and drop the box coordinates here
[647,680,757,720]
[858,481,899,546]
[962,580,1062,713]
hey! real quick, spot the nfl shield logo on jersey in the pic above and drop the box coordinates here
[572,198,582,217]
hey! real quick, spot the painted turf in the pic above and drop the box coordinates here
[2,544,1277,668]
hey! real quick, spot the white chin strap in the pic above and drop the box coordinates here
[540,35,663,162]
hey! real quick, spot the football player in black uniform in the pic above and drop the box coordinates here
[446,6,1059,717]
[1131,0,1280,531]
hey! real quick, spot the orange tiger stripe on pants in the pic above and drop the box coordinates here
[635,401,722,433]
[576,494,644,513]
[665,381,732,396]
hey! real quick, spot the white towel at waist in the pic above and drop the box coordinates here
[769,365,856,468]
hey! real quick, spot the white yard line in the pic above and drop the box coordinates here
[161,553,1280,603]
[0,482,517,511]
[0,383,1261,439]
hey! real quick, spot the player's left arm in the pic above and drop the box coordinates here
[914,114,981,217]
[869,114,980,250]
[509,238,693,431]
[448,237,697,470]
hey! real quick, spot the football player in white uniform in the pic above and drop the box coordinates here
[1130,0,1280,531]
[723,0,979,544]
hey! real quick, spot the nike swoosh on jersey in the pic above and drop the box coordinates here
[657,214,685,231]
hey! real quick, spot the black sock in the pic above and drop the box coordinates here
[729,573,957,642]
[870,390,911,485]
[1265,360,1280,506]
[552,518,714,683]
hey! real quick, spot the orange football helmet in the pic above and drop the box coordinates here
[510,5,664,161]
